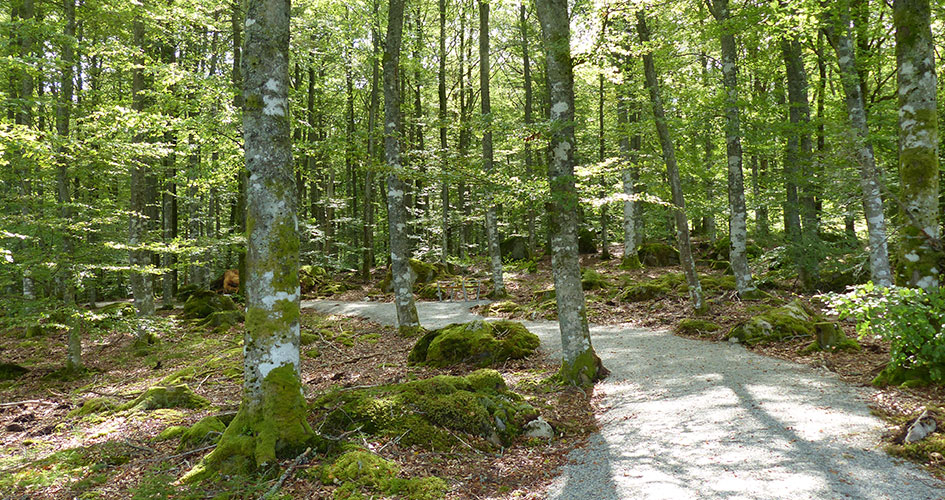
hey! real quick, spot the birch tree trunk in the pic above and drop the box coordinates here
[708,0,757,297]
[130,6,155,329]
[636,10,705,312]
[822,0,893,287]
[618,67,642,268]
[185,0,312,480]
[480,0,505,297]
[893,0,939,290]
[384,0,420,334]
[536,0,607,385]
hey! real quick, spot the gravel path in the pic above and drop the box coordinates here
[302,299,944,499]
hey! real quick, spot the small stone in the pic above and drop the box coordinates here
[524,416,554,440]
[904,409,937,443]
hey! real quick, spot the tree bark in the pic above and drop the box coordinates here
[707,0,756,296]
[598,73,611,260]
[362,0,381,280]
[536,0,607,385]
[520,1,536,253]
[480,0,505,297]
[893,0,939,289]
[618,71,641,268]
[438,0,449,264]
[186,0,312,481]
[636,10,705,312]
[130,5,155,326]
[822,0,893,287]
[16,0,35,299]
[384,0,420,334]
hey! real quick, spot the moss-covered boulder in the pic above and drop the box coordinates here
[871,365,939,388]
[488,300,523,315]
[617,273,687,302]
[725,300,835,345]
[177,415,226,450]
[175,284,204,304]
[199,310,244,328]
[500,235,532,261]
[183,291,237,320]
[67,397,116,418]
[638,242,679,267]
[320,450,447,500]
[379,259,448,293]
[801,322,860,354]
[676,319,720,336]
[119,384,209,412]
[313,369,538,450]
[0,362,28,381]
[581,269,608,290]
[408,320,540,368]
[578,228,597,254]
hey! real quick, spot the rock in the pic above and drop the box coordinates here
[578,228,597,254]
[0,362,28,381]
[904,409,937,444]
[676,319,720,336]
[182,291,237,320]
[408,320,540,368]
[637,241,679,267]
[500,235,532,261]
[119,384,209,412]
[524,416,554,439]
[175,284,204,303]
[379,259,448,293]
[199,310,244,329]
[581,269,608,290]
[725,300,834,345]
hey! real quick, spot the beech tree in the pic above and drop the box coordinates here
[185,0,313,479]
[536,0,607,385]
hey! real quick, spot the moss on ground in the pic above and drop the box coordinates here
[638,241,679,267]
[119,384,209,412]
[0,441,135,496]
[408,320,540,368]
[183,291,238,320]
[177,415,225,450]
[676,319,721,336]
[319,450,448,499]
[313,369,537,450]
[0,362,28,381]
[581,269,609,290]
[67,397,117,418]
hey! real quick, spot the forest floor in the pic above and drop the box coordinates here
[0,245,943,498]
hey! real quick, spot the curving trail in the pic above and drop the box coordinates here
[301,299,944,499]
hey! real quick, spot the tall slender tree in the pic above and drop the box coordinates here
[536,0,607,385]
[480,0,505,297]
[636,9,705,312]
[385,0,421,334]
[185,0,312,480]
[893,0,939,290]
[706,0,757,297]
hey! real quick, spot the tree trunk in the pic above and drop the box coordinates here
[17,0,35,299]
[780,38,820,290]
[480,0,505,297]
[822,0,893,287]
[536,0,607,385]
[708,0,757,297]
[130,6,155,328]
[520,1,537,254]
[362,0,381,280]
[59,0,81,372]
[618,71,642,268]
[893,0,939,289]
[185,0,312,481]
[636,10,705,312]
[457,8,470,258]
[232,0,247,296]
[384,0,420,334]
[598,73,611,260]
[438,0,449,264]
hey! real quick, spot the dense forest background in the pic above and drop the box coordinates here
[1,0,943,355]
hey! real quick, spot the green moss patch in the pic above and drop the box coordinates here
[119,384,209,412]
[320,450,447,500]
[638,241,679,267]
[177,415,225,450]
[183,291,238,320]
[725,300,838,346]
[581,269,608,290]
[487,301,524,315]
[68,397,117,418]
[313,369,538,450]
[0,441,137,496]
[408,320,540,368]
[676,319,721,336]
[0,362,28,381]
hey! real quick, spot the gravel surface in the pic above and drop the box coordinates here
[302,299,944,499]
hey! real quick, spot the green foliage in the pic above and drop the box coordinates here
[319,450,447,500]
[822,284,945,385]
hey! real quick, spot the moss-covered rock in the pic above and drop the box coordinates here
[487,300,523,315]
[800,322,860,354]
[0,362,28,381]
[872,364,937,388]
[313,369,537,450]
[408,320,540,368]
[119,384,209,412]
[500,235,532,261]
[320,450,447,500]
[676,319,720,336]
[379,259,448,293]
[178,415,226,450]
[725,300,835,345]
[617,273,687,302]
[154,425,188,442]
[183,291,238,320]
[581,269,608,290]
[638,242,679,267]
[578,228,597,254]
[199,310,244,329]
[175,284,204,304]
[67,397,117,418]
